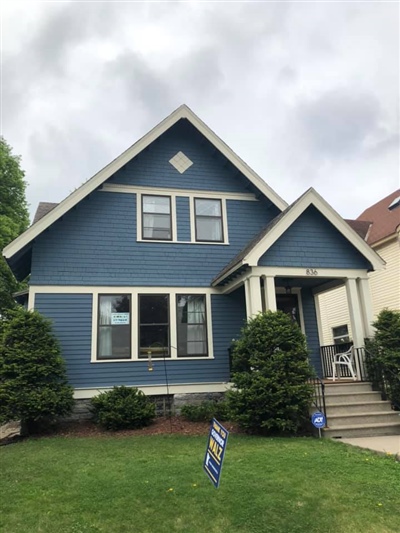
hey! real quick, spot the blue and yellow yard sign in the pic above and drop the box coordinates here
[203,418,229,488]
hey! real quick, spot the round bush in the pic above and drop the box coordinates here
[91,386,156,431]
[180,400,229,422]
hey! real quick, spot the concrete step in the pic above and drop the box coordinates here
[324,421,400,439]
[326,401,393,415]
[325,391,382,405]
[328,411,400,428]
[324,382,373,395]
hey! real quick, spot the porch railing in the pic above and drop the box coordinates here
[364,347,400,411]
[320,343,369,381]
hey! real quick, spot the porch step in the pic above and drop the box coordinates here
[327,411,400,427]
[324,382,373,394]
[327,401,393,415]
[324,421,400,439]
[325,391,382,405]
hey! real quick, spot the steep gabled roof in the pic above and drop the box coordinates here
[212,188,385,286]
[3,105,287,262]
[357,189,400,245]
[345,219,372,241]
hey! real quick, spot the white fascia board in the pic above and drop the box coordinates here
[245,188,386,272]
[3,104,286,260]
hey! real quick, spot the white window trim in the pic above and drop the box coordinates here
[88,287,214,363]
[190,196,229,244]
[332,324,350,345]
[275,287,306,335]
[136,190,230,245]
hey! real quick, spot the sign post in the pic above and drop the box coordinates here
[203,418,229,488]
[311,411,326,438]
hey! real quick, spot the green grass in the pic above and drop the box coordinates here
[1,435,399,533]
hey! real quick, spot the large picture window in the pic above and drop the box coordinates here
[142,195,172,240]
[139,294,170,357]
[176,294,208,357]
[98,294,131,360]
[194,198,223,242]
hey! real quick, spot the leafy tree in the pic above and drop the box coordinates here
[227,311,314,435]
[0,137,30,314]
[0,307,74,432]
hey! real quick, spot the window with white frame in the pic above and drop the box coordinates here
[332,325,350,345]
[194,198,223,242]
[142,195,172,240]
[139,294,170,358]
[98,294,131,360]
[176,294,208,357]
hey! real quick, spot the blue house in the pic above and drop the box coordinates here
[3,105,384,413]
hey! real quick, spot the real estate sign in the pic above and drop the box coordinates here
[203,418,229,488]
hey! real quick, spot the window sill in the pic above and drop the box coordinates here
[137,239,229,246]
[91,356,215,363]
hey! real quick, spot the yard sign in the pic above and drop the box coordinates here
[203,418,229,488]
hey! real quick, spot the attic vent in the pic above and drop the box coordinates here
[388,196,400,211]
[169,151,193,174]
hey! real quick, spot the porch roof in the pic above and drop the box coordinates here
[212,188,385,287]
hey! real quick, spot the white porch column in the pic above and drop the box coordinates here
[248,275,263,316]
[345,278,365,348]
[244,279,252,319]
[262,275,277,311]
[357,277,375,339]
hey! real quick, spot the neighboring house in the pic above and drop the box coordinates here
[2,105,384,405]
[318,190,400,346]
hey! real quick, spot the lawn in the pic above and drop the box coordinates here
[0,434,399,533]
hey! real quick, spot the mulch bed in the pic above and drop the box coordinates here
[31,417,242,439]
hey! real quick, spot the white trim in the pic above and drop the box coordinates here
[245,189,385,271]
[4,104,286,260]
[27,287,35,311]
[251,266,369,279]
[137,191,177,242]
[191,196,229,245]
[73,381,233,399]
[263,275,277,312]
[30,285,221,294]
[102,183,257,202]
[313,294,324,346]
[275,287,306,334]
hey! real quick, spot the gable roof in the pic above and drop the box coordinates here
[3,105,287,262]
[357,189,400,246]
[212,188,385,286]
[345,219,372,241]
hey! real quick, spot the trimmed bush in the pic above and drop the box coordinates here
[227,311,314,435]
[0,307,74,432]
[180,400,229,422]
[91,386,156,431]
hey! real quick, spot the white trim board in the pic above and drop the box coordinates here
[74,382,233,399]
[3,104,286,260]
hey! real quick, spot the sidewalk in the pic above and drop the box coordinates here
[341,435,400,459]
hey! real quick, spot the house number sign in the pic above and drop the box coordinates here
[306,268,318,276]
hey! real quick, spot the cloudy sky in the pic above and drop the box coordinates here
[2,1,399,221]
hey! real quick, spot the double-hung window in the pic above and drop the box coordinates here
[332,325,350,345]
[98,294,131,359]
[176,294,208,357]
[139,294,170,357]
[142,195,172,240]
[194,198,223,242]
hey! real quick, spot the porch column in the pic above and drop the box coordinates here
[262,275,277,311]
[357,278,375,339]
[345,278,365,348]
[244,279,252,319]
[248,275,263,316]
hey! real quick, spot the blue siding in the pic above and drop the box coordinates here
[301,288,322,376]
[109,120,252,193]
[176,196,191,241]
[259,206,371,270]
[34,292,245,389]
[31,192,278,286]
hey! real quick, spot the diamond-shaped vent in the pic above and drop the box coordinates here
[169,151,193,174]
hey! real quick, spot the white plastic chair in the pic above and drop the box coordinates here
[332,346,357,381]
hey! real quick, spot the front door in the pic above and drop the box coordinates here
[276,294,301,327]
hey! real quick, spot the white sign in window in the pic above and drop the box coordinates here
[111,313,130,325]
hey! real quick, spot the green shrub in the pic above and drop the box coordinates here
[180,400,229,422]
[0,307,74,432]
[91,386,156,431]
[227,311,314,435]
[366,309,400,409]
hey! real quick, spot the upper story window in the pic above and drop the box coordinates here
[142,195,172,241]
[194,198,223,242]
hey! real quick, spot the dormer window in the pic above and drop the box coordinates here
[142,195,172,241]
[194,198,223,242]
